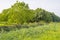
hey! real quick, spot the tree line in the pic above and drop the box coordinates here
[0,1,60,24]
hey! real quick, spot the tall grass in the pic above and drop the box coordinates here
[0,23,60,40]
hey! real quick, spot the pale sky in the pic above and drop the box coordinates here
[0,0,60,16]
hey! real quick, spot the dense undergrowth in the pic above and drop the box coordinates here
[0,23,60,40]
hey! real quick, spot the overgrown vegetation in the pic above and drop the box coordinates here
[0,23,60,40]
[0,1,60,40]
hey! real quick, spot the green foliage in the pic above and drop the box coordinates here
[33,8,60,23]
[51,13,60,22]
[32,8,52,22]
[0,1,60,24]
[0,2,34,24]
[0,23,60,40]
[0,1,60,40]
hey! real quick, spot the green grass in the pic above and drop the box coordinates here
[0,23,60,40]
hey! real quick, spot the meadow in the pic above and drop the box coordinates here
[0,22,60,40]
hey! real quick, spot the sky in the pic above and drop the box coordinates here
[0,0,60,16]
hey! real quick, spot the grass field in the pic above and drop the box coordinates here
[0,23,60,40]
